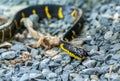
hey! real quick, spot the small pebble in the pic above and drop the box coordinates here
[73,75,84,81]
[111,43,120,51]
[104,54,117,65]
[30,48,39,58]
[63,64,74,71]
[39,61,49,70]
[0,48,7,53]
[61,53,71,66]
[42,69,51,77]
[47,72,58,81]
[19,73,29,81]
[55,67,62,74]
[90,75,99,81]
[61,71,69,81]
[82,60,96,68]
[104,31,113,40]
[81,68,99,75]
[29,73,42,79]
[1,51,16,60]
[10,43,27,51]
[99,17,112,26]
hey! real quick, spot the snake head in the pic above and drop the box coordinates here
[60,40,88,60]
[69,45,88,60]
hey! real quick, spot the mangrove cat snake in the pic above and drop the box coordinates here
[0,5,88,60]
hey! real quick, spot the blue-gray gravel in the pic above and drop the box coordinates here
[0,0,120,81]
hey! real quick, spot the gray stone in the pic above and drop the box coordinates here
[19,73,29,81]
[82,60,96,68]
[73,75,84,81]
[29,73,43,79]
[90,38,96,44]
[112,64,120,72]
[0,69,6,75]
[100,74,108,81]
[104,31,113,40]
[83,44,93,51]
[112,79,120,81]
[81,68,99,75]
[48,61,60,67]
[90,12,98,20]
[41,58,50,64]
[76,65,86,71]
[89,46,98,54]
[111,43,120,51]
[100,44,110,53]
[83,44,98,52]
[11,76,19,81]
[63,64,74,71]
[61,71,69,81]
[49,23,59,28]
[109,73,119,79]
[10,43,27,51]
[0,49,7,53]
[90,75,98,81]
[39,58,50,70]
[91,55,105,62]
[100,5,108,13]
[46,72,58,81]
[98,65,110,74]
[112,22,120,32]
[39,62,49,70]
[71,61,81,68]
[30,48,39,58]
[99,17,112,26]
[116,6,120,13]
[111,32,119,40]
[61,53,71,66]
[55,67,62,74]
[81,74,90,79]
[105,54,117,65]
[5,70,13,81]
[57,76,62,81]
[70,73,79,78]
[31,61,40,70]
[42,69,51,77]
[111,54,120,61]
[1,51,16,60]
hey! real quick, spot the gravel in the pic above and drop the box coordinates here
[0,0,120,81]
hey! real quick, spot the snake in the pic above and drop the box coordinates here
[0,4,88,60]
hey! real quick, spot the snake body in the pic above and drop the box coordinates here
[0,5,87,60]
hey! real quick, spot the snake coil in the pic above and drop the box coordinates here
[0,5,87,60]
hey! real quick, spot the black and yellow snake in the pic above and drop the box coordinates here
[0,5,88,60]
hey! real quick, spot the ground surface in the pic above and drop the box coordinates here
[0,0,120,81]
